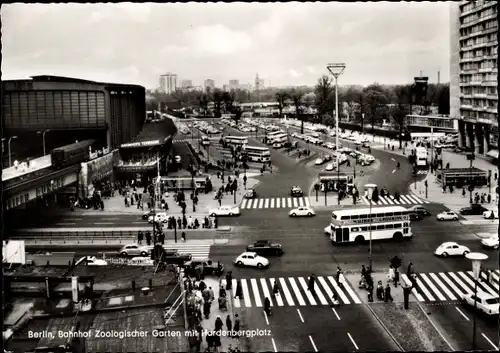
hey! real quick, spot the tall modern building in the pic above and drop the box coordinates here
[204,79,215,91]
[180,79,192,89]
[229,79,239,90]
[159,73,177,94]
[450,0,498,157]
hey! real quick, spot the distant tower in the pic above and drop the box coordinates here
[437,69,440,84]
[255,73,260,92]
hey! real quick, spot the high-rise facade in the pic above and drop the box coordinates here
[229,79,239,90]
[159,73,177,94]
[204,79,215,91]
[450,0,498,156]
[181,79,192,88]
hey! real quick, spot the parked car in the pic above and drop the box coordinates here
[289,206,316,217]
[462,292,499,315]
[81,256,108,266]
[434,242,470,257]
[234,252,270,269]
[460,204,488,215]
[209,205,240,216]
[142,210,156,220]
[409,212,423,221]
[246,240,284,256]
[148,212,169,223]
[483,210,498,219]
[184,259,224,276]
[315,158,324,165]
[118,244,151,257]
[325,163,335,171]
[437,211,459,221]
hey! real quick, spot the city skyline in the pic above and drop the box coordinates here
[3,3,451,88]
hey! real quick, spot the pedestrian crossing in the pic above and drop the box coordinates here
[228,276,362,308]
[401,270,499,303]
[240,197,311,210]
[360,194,430,206]
[162,243,211,260]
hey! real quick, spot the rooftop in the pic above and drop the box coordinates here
[2,155,52,182]
[2,75,145,90]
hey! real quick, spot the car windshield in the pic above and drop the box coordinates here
[484,298,500,304]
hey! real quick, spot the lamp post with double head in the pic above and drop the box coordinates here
[8,136,18,167]
[37,130,50,156]
[465,252,488,351]
[327,63,346,156]
[364,183,377,271]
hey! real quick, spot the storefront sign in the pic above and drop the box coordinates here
[87,152,115,183]
[333,215,408,226]
[120,140,161,148]
[36,177,65,197]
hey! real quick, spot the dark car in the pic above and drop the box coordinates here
[184,259,224,276]
[291,186,303,197]
[142,210,156,220]
[246,240,284,256]
[163,250,193,265]
[409,212,423,221]
[460,204,488,216]
[407,205,431,217]
[244,189,257,199]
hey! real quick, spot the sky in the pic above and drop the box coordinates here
[2,2,452,89]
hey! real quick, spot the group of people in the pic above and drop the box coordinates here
[359,264,396,303]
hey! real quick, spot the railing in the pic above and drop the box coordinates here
[9,230,139,239]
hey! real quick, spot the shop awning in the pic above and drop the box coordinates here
[486,149,499,159]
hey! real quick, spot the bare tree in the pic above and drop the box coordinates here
[290,90,304,134]
[275,91,289,120]
[212,89,223,119]
[390,85,411,149]
[362,84,389,135]
[314,75,334,118]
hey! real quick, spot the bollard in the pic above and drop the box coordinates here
[132,281,136,291]
[149,278,153,288]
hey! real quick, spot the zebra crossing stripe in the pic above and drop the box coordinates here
[392,198,401,204]
[241,279,252,307]
[271,278,284,306]
[253,200,259,209]
[318,276,336,304]
[287,198,292,208]
[379,197,388,205]
[327,276,350,304]
[305,198,310,207]
[312,279,330,305]
[298,198,304,207]
[420,273,446,301]
[490,270,500,283]
[233,279,241,307]
[276,198,281,208]
[292,198,298,207]
[279,277,295,306]
[281,198,286,207]
[399,195,411,204]
[415,276,435,301]
[401,274,424,301]
[362,196,369,204]
[250,279,263,307]
[270,199,275,208]
[264,199,269,208]
[298,277,317,305]
[260,278,273,306]
[288,278,306,306]
[431,273,457,300]
[448,272,470,294]
[467,271,498,296]
[240,199,247,209]
[258,199,264,208]
[438,272,464,298]
[412,195,424,203]
[340,275,362,304]
[385,197,395,205]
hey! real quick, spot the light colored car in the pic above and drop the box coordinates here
[329,131,336,137]
[481,234,499,249]
[128,257,155,266]
[325,163,335,171]
[311,132,320,138]
[148,212,168,223]
[324,225,333,236]
[483,210,498,219]
[315,158,324,165]
[462,292,499,315]
[434,242,470,257]
[209,205,240,217]
[118,244,151,257]
[289,206,316,217]
[436,211,459,221]
[82,256,108,266]
[234,252,269,269]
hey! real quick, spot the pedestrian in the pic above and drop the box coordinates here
[462,187,466,197]
[367,283,374,302]
[146,232,151,246]
[487,193,491,203]
[208,286,215,302]
[361,265,366,280]
[332,291,340,306]
[272,280,281,297]
[388,265,395,283]
[138,231,143,245]
[308,274,316,293]
[234,280,243,299]
[335,267,342,285]
[407,261,414,276]
[203,300,211,319]
[384,284,393,302]
[226,271,232,291]
[394,268,400,287]
[226,315,233,337]
[182,232,186,242]
[214,315,223,332]
[233,314,240,338]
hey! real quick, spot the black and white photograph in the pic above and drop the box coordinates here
[2,2,498,353]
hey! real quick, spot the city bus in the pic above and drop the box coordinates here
[415,146,428,167]
[327,206,412,244]
[242,145,271,163]
[270,133,288,148]
[223,136,248,148]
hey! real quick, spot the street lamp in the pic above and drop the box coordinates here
[37,130,50,156]
[465,252,488,351]
[8,136,18,167]
[467,152,475,204]
[365,183,377,271]
[327,63,346,155]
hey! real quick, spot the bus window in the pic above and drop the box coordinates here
[394,212,401,216]
[394,223,402,228]
[360,214,368,219]
[361,226,368,231]
[376,225,385,230]
[384,213,393,217]
[332,215,338,220]
[341,215,350,220]
[404,223,409,227]
[386,224,394,229]
[375,213,383,218]
[352,227,359,232]
[351,215,359,219]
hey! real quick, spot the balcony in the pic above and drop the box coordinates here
[473,93,488,98]
[478,67,494,73]
[461,104,473,109]
[486,93,498,99]
[483,80,498,86]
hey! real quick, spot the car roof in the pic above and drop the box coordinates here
[241,251,257,256]
[255,240,270,243]
[440,242,458,246]
[469,291,499,300]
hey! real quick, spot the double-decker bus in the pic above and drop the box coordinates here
[327,206,412,244]
[270,133,288,148]
[242,145,271,163]
[223,136,248,148]
[415,146,428,167]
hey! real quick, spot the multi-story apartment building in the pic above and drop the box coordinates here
[450,0,498,157]
[204,79,215,91]
[159,73,177,94]
[229,80,239,91]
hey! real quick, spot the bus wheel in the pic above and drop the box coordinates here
[393,232,403,242]
[355,235,365,244]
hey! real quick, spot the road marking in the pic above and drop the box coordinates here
[297,308,304,323]
[298,277,317,305]
[264,199,269,208]
[482,333,498,350]
[232,279,241,307]
[415,276,435,301]
[241,279,252,307]
[288,278,306,306]
[258,199,264,208]
[271,338,278,352]
[287,198,292,208]
[347,333,359,350]
[327,276,350,304]
[305,198,310,207]
[282,197,286,207]
[241,199,248,209]
[392,169,396,174]
[276,198,280,208]
[448,272,470,294]
[253,200,259,209]
[401,274,424,301]
[420,273,446,301]
[270,198,275,208]
[340,275,362,304]
[55,222,76,225]
[455,307,469,321]
[94,222,114,225]
[318,276,335,304]
[380,197,388,205]
[250,279,263,307]
[391,158,395,161]
[263,310,269,325]
[298,198,304,206]
[429,273,456,300]
[439,272,464,298]
[260,279,273,307]
[331,307,341,320]
[279,278,295,306]
[309,335,318,352]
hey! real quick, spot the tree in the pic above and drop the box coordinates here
[199,94,209,117]
[343,86,362,122]
[390,84,411,148]
[290,90,304,133]
[212,89,223,119]
[222,91,234,113]
[233,106,243,124]
[362,84,389,135]
[314,75,334,117]
[275,91,289,120]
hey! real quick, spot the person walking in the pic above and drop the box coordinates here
[214,315,224,332]
[226,315,233,337]
[272,280,281,297]
[264,297,272,316]
[226,271,233,291]
[336,267,343,286]
[407,261,414,276]
[234,280,243,299]
[332,291,340,306]
[233,314,241,339]
[138,231,143,245]
[308,274,316,293]
[384,284,394,302]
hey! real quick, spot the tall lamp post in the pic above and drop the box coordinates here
[8,136,18,167]
[465,252,488,351]
[467,152,475,204]
[37,130,50,156]
[365,183,377,271]
[327,63,346,156]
